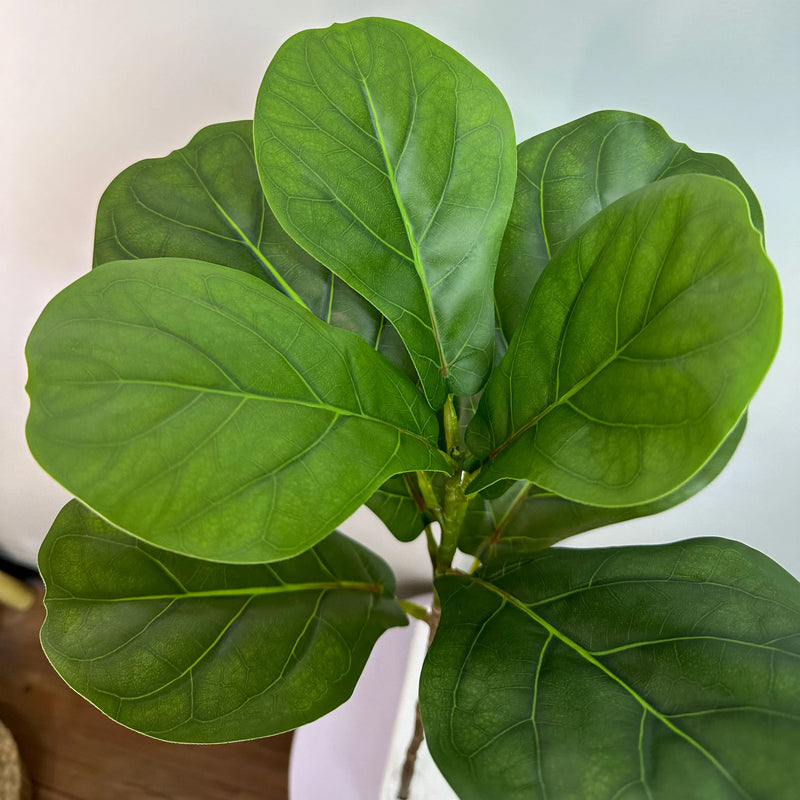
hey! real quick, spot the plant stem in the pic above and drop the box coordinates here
[436,474,468,574]
[424,525,439,573]
[397,603,441,800]
[397,702,425,799]
[399,599,429,622]
[399,395,471,794]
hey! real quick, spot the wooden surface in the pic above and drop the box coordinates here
[0,583,292,800]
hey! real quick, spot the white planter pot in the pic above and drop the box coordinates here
[289,604,457,800]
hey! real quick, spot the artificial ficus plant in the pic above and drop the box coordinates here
[24,15,797,800]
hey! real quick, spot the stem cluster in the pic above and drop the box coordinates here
[414,395,472,579]
[397,396,474,797]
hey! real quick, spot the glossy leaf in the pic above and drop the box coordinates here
[254,17,517,406]
[496,110,765,339]
[461,415,746,564]
[366,474,430,542]
[26,258,449,563]
[93,119,414,380]
[40,501,406,743]
[467,174,781,504]
[421,538,800,800]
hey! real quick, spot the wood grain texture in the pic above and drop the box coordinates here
[0,584,291,800]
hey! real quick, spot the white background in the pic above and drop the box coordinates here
[2,0,798,584]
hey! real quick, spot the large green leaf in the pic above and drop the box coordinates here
[26,258,449,563]
[254,17,517,406]
[461,415,746,564]
[467,174,780,504]
[40,501,406,743]
[93,119,414,380]
[421,539,800,799]
[496,110,765,340]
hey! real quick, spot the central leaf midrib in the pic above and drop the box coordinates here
[538,123,588,259]
[478,482,531,557]
[470,575,751,799]
[47,579,386,604]
[356,63,450,382]
[54,377,436,447]
[489,346,619,459]
[491,209,635,459]
[488,243,743,461]
[175,151,310,310]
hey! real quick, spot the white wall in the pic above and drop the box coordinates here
[2,0,798,584]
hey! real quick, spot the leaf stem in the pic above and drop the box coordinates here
[424,525,439,573]
[464,464,482,490]
[399,599,430,622]
[416,472,441,517]
[397,601,440,799]
[397,701,425,799]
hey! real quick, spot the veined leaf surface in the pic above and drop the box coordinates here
[26,258,448,563]
[40,501,406,743]
[93,119,414,379]
[496,110,764,339]
[461,416,746,564]
[467,174,780,504]
[421,538,800,799]
[254,17,517,406]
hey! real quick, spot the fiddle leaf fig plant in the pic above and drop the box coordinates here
[25,16,797,800]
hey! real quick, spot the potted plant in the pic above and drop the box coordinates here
[25,16,798,799]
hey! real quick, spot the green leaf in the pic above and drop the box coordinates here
[39,501,406,743]
[254,17,517,406]
[496,110,765,340]
[366,474,430,542]
[461,415,746,564]
[467,174,781,504]
[26,258,449,563]
[421,538,800,800]
[93,119,414,380]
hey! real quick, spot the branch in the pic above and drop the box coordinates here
[396,604,440,799]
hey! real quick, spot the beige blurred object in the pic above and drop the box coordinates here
[0,720,30,800]
[0,574,33,613]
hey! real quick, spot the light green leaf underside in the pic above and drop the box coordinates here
[26,258,448,563]
[496,110,765,340]
[93,119,414,380]
[461,415,746,564]
[39,501,406,743]
[467,174,781,505]
[421,538,800,800]
[254,17,517,406]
